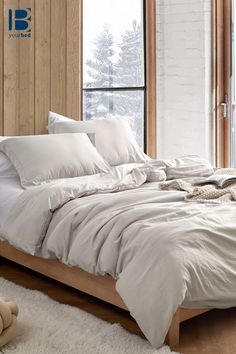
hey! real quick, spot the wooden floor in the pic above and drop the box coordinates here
[1,258,236,354]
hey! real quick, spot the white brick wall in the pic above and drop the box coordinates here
[156,0,212,161]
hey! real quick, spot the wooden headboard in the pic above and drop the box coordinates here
[0,0,82,137]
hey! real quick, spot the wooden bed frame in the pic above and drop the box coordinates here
[0,241,211,348]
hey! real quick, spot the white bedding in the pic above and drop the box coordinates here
[0,177,23,226]
[0,134,110,187]
[1,163,236,349]
[47,113,149,166]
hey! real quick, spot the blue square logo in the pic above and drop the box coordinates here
[9,8,31,32]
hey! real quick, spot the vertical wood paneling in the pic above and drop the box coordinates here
[51,0,66,115]
[35,0,50,134]
[4,0,34,135]
[18,0,35,135]
[3,0,19,135]
[1,0,83,136]
[66,0,82,120]
[0,1,3,135]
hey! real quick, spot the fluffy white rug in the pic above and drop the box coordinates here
[0,278,179,354]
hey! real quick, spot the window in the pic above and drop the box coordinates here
[82,0,156,155]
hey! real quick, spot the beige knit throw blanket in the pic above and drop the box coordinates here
[160,179,236,203]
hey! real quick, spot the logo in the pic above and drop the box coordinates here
[8,8,31,38]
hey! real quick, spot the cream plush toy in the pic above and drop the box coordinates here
[0,298,19,347]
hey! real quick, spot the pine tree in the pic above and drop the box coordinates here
[116,20,143,87]
[84,21,144,147]
[115,20,144,146]
[84,25,115,119]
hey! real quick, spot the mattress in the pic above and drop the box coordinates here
[0,177,23,226]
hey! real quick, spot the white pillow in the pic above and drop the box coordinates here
[0,152,18,178]
[47,111,74,133]
[0,137,18,178]
[47,112,150,166]
[0,133,110,187]
[0,136,10,142]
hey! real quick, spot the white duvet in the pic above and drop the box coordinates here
[1,163,236,348]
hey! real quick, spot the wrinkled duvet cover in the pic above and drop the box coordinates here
[1,164,236,348]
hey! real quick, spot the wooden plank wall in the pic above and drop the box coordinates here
[0,0,82,136]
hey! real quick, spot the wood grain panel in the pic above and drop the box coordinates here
[0,1,3,135]
[212,0,230,168]
[66,0,82,120]
[18,0,35,135]
[51,0,66,115]
[3,0,19,135]
[35,0,50,134]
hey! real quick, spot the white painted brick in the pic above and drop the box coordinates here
[156,0,212,162]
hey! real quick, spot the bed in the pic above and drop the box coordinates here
[0,118,235,349]
[0,241,210,347]
[0,165,219,348]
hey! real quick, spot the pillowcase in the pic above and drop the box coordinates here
[47,112,150,166]
[0,133,110,187]
[0,152,18,178]
[47,111,75,132]
[0,137,18,178]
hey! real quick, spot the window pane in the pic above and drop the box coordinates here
[83,0,144,88]
[83,90,144,148]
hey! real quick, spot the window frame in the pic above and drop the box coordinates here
[79,0,156,158]
[212,0,231,167]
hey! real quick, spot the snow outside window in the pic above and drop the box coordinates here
[83,0,145,148]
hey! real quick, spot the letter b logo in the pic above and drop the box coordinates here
[9,8,31,32]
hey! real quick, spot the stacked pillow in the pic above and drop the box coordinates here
[47,112,149,166]
[0,113,214,188]
[0,133,110,188]
[0,112,149,188]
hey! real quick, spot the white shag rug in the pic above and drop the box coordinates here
[0,278,179,354]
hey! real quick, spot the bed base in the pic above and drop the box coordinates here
[0,241,211,347]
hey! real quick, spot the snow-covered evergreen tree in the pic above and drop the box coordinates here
[116,20,143,87]
[84,25,115,119]
[115,20,144,146]
[84,21,144,147]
